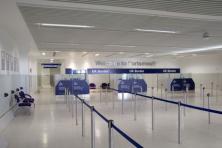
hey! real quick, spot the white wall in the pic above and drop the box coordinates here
[0,0,37,132]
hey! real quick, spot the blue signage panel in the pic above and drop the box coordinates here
[42,63,61,68]
[171,78,195,91]
[87,68,180,74]
[71,79,89,95]
[55,80,71,95]
[118,79,147,93]
[55,79,89,95]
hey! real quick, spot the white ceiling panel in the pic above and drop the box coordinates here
[48,0,222,16]
[18,4,222,55]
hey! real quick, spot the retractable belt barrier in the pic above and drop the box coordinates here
[74,93,143,148]
[109,88,222,115]
[110,87,222,144]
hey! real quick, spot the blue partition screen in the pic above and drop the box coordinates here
[171,78,195,91]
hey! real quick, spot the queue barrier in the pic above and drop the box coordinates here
[65,87,143,148]
[109,87,222,144]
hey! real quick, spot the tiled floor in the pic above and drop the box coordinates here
[1,88,222,148]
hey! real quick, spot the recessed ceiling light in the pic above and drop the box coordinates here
[50,59,54,61]
[42,52,46,56]
[95,53,100,56]
[145,53,150,55]
[192,54,197,56]
[105,45,136,48]
[119,52,124,54]
[50,60,54,63]
[83,52,87,54]
[54,51,61,52]
[135,28,177,34]
[36,23,95,28]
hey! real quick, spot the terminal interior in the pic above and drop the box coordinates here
[1,0,222,148]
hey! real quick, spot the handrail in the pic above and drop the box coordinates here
[74,94,143,148]
[110,88,222,115]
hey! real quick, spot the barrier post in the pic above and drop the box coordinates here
[183,91,186,116]
[112,90,115,110]
[216,84,219,102]
[165,88,168,111]
[108,120,113,148]
[90,106,95,148]
[134,94,137,121]
[68,90,71,112]
[211,82,214,97]
[200,84,203,98]
[178,101,181,144]
[81,99,85,137]
[161,83,163,98]
[207,93,211,124]
[122,93,124,114]
[172,85,174,99]
[203,87,205,107]
[151,87,154,131]
[75,95,78,125]
[72,96,74,118]
[65,88,67,105]
[100,87,102,103]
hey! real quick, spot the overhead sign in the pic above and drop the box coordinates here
[42,63,61,68]
[95,60,156,67]
[87,68,180,74]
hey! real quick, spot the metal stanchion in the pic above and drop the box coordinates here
[172,86,174,99]
[90,106,95,148]
[161,83,163,98]
[203,87,205,107]
[134,94,137,121]
[100,87,102,103]
[151,87,154,131]
[64,88,67,104]
[178,101,181,144]
[112,90,115,110]
[200,84,203,98]
[75,96,78,125]
[216,84,219,102]
[72,96,74,118]
[165,88,168,111]
[68,90,71,112]
[108,120,113,148]
[183,85,188,116]
[207,93,211,124]
[183,90,187,116]
[211,82,214,97]
[122,93,124,114]
[81,99,85,137]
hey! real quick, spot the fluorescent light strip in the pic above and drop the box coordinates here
[174,45,222,54]
[135,28,177,34]
[105,45,136,48]
[36,23,94,28]
[42,42,80,46]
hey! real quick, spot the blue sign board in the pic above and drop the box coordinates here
[55,79,89,95]
[171,78,195,91]
[55,80,70,95]
[87,68,180,74]
[118,79,147,93]
[42,63,61,68]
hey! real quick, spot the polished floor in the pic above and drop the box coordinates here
[1,88,222,148]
